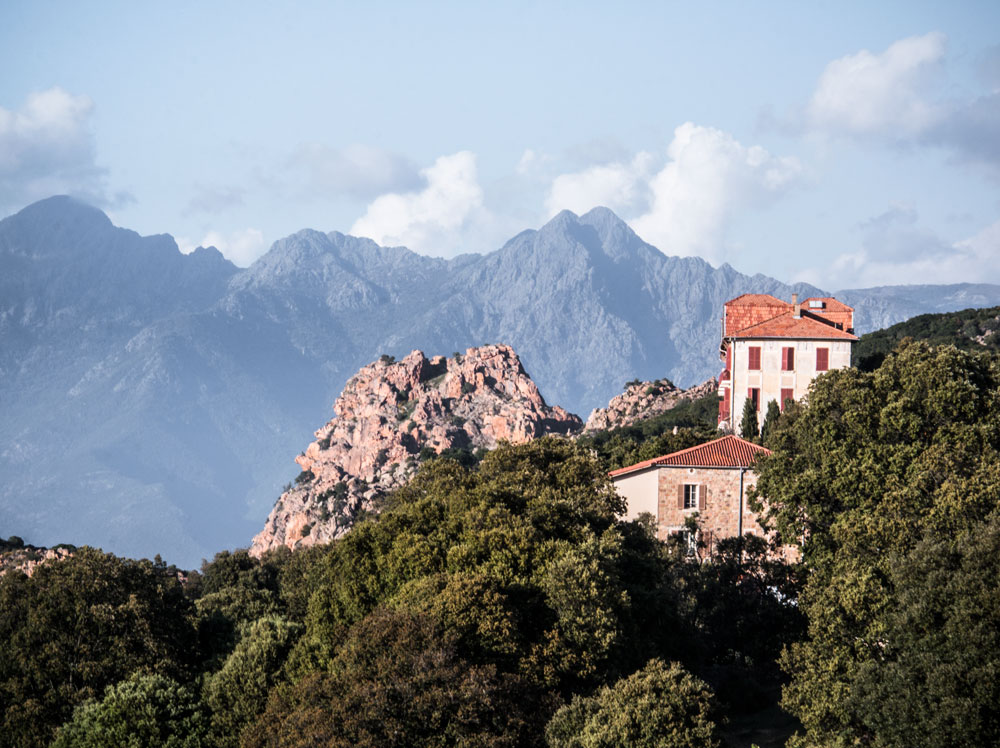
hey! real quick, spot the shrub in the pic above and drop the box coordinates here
[545,659,720,748]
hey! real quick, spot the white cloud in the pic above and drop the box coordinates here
[545,151,656,218]
[631,124,801,262]
[799,209,1000,288]
[350,151,489,257]
[0,87,121,213]
[288,143,420,200]
[177,227,267,267]
[807,32,946,137]
[541,124,801,264]
[801,33,1000,172]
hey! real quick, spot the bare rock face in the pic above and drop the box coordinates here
[250,344,582,556]
[0,544,73,577]
[583,377,717,433]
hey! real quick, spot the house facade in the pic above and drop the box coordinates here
[717,293,857,431]
[610,435,776,556]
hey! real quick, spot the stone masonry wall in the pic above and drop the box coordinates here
[656,466,762,552]
[655,465,797,560]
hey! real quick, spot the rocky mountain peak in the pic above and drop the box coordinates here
[584,376,718,432]
[249,344,582,556]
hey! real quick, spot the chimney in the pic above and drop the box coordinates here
[792,293,800,317]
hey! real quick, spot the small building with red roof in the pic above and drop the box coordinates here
[610,435,786,557]
[717,293,857,431]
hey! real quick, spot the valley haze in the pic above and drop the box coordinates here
[3,195,1000,567]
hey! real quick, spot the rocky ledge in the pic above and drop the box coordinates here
[0,542,74,577]
[583,377,717,432]
[250,344,582,556]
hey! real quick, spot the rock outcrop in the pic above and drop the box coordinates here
[0,543,74,577]
[583,377,718,433]
[250,344,582,556]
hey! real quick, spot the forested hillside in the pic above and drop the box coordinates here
[2,339,999,747]
[853,304,1000,370]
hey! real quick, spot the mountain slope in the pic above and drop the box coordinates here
[4,196,1000,565]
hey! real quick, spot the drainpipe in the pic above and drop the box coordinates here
[737,466,747,565]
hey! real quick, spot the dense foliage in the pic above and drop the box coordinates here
[545,659,720,748]
[0,436,801,747]
[753,341,1000,747]
[0,549,200,748]
[51,673,209,748]
[853,304,1000,371]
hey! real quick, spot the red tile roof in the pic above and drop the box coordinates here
[723,294,856,340]
[735,312,858,341]
[609,435,771,477]
[723,294,790,337]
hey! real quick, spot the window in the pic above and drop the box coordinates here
[748,346,761,370]
[781,346,794,370]
[748,387,760,412]
[679,529,697,556]
[780,388,794,410]
[816,347,829,371]
[683,484,699,510]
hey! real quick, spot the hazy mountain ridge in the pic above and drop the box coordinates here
[4,196,1000,565]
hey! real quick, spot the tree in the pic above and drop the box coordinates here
[545,658,720,748]
[50,673,208,748]
[847,514,1000,748]
[751,341,1000,747]
[244,608,538,748]
[203,616,302,748]
[739,397,758,440]
[0,548,199,748]
[191,548,285,667]
[296,439,641,690]
[758,399,780,444]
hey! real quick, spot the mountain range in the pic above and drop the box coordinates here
[3,195,1000,567]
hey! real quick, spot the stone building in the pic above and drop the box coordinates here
[716,293,857,431]
[610,434,776,556]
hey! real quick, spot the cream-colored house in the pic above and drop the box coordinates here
[610,434,777,556]
[716,294,857,431]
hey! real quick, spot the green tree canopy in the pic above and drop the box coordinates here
[751,341,1000,747]
[759,399,781,444]
[294,439,656,691]
[245,608,538,748]
[545,658,720,748]
[0,548,199,748]
[203,616,302,748]
[848,513,1000,748]
[739,397,758,440]
[51,673,208,748]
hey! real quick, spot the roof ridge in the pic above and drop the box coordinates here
[609,434,770,477]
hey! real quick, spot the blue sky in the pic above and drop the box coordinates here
[2,1,998,288]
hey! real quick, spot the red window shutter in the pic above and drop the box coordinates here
[780,388,793,410]
[748,346,761,370]
[726,345,732,369]
[748,387,760,411]
[816,347,829,371]
[781,347,794,370]
[699,486,707,511]
[677,484,684,510]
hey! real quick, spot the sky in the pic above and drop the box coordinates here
[1,0,998,289]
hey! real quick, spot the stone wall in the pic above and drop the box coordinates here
[656,465,762,552]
